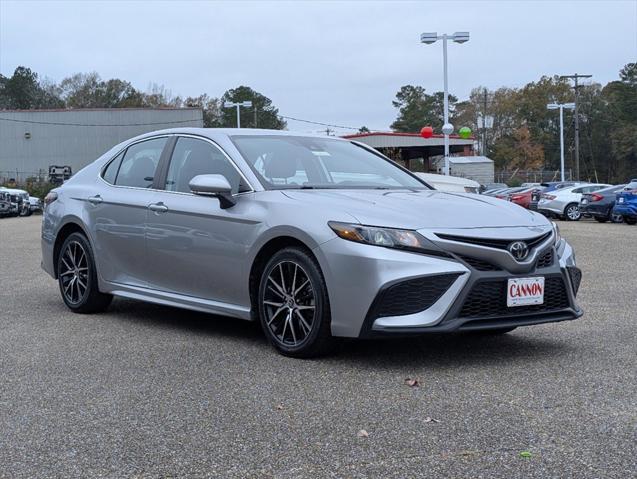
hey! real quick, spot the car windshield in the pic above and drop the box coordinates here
[231,135,429,190]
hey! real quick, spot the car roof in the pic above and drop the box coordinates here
[128,127,342,144]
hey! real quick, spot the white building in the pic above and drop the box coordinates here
[0,108,203,182]
[432,155,494,185]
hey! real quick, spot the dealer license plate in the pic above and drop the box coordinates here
[507,277,545,307]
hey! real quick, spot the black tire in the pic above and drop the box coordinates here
[594,216,608,223]
[257,247,336,358]
[611,213,623,223]
[57,232,112,313]
[564,203,581,221]
[624,217,637,225]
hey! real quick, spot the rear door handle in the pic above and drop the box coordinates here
[88,195,103,205]
[149,202,168,213]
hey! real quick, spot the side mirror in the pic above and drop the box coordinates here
[189,174,236,209]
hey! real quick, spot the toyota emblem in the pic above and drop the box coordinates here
[508,241,529,261]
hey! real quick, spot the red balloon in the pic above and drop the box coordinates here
[420,126,433,138]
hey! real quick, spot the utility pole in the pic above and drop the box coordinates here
[254,106,258,128]
[560,73,592,181]
[483,88,488,155]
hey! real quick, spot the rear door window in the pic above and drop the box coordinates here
[114,137,167,188]
[102,151,124,184]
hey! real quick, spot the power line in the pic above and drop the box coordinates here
[280,115,380,132]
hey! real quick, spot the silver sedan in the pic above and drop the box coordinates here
[42,129,583,357]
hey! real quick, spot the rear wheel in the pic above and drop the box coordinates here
[564,203,581,221]
[57,232,112,313]
[257,247,335,358]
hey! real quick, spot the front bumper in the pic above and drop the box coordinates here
[316,233,582,338]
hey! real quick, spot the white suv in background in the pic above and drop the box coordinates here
[538,183,611,220]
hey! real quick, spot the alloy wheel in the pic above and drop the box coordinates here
[566,205,580,220]
[263,261,316,347]
[611,213,623,223]
[59,240,89,304]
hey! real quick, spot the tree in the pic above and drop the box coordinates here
[3,66,40,109]
[59,72,145,108]
[220,86,286,129]
[358,126,370,133]
[184,94,223,128]
[390,85,457,132]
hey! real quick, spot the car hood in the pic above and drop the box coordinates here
[282,189,550,230]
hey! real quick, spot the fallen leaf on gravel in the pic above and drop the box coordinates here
[423,416,440,423]
[404,378,421,387]
[357,429,369,438]
[275,404,284,410]
[519,451,532,458]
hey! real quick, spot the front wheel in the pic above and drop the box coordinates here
[57,232,112,313]
[257,247,336,358]
[624,217,637,225]
[564,203,581,221]
[594,216,608,223]
[611,213,623,223]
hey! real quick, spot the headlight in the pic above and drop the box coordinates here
[551,221,561,244]
[328,221,440,254]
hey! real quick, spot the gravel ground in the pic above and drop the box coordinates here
[0,215,635,478]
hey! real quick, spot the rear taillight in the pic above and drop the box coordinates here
[44,191,58,206]
[591,193,603,202]
[511,195,523,200]
[543,194,556,200]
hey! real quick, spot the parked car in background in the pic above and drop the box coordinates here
[413,172,481,193]
[29,196,43,214]
[509,186,546,209]
[529,182,582,212]
[482,187,509,196]
[612,179,637,225]
[482,182,508,192]
[41,128,583,357]
[0,191,11,217]
[538,183,611,221]
[495,187,527,200]
[0,187,30,216]
[580,185,626,223]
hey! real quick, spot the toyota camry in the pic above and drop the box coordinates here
[42,129,583,357]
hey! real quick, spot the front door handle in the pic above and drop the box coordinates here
[149,202,168,213]
[88,195,103,205]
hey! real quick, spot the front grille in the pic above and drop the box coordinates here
[536,249,554,268]
[456,254,501,271]
[567,267,582,296]
[459,276,570,319]
[436,232,551,251]
[374,273,461,317]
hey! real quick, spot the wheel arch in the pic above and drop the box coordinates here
[53,219,91,278]
[248,235,321,320]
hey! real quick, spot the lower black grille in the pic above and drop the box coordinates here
[567,267,582,296]
[536,249,554,268]
[457,255,501,271]
[459,276,570,319]
[375,273,461,317]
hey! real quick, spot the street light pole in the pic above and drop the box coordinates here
[420,31,469,176]
[560,73,592,181]
[223,101,253,128]
[547,102,575,182]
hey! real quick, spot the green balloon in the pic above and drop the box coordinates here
[459,127,472,139]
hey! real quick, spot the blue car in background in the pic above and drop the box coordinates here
[613,179,637,225]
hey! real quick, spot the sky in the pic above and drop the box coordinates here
[0,0,635,134]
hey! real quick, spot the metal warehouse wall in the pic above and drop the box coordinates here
[0,108,203,181]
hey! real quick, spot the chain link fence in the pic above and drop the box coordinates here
[494,169,574,185]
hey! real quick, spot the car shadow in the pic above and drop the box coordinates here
[101,298,573,369]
